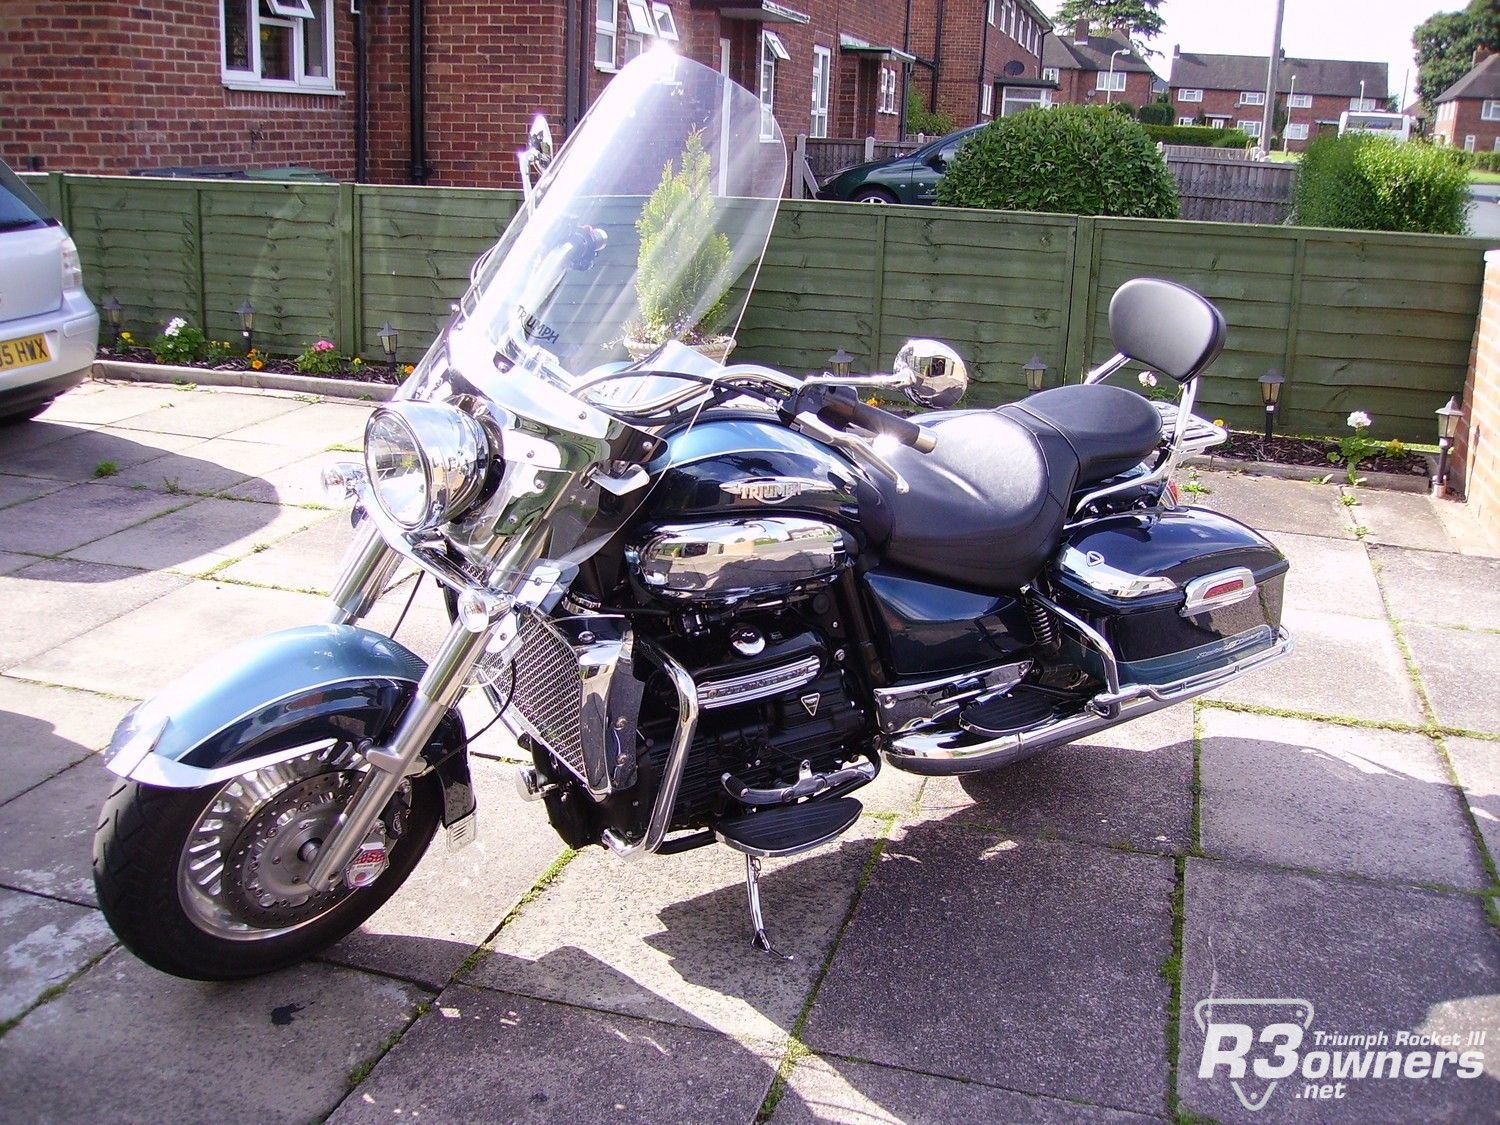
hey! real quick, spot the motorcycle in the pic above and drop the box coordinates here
[93,50,1292,980]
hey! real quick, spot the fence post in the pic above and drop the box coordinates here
[864,136,876,162]
[869,211,888,369]
[335,181,359,356]
[1280,229,1308,422]
[1062,215,1098,380]
[45,171,71,228]
[192,184,207,333]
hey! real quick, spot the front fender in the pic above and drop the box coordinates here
[105,625,474,825]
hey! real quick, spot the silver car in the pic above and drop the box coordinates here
[0,161,99,423]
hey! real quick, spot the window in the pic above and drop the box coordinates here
[987,0,995,25]
[1349,97,1377,111]
[1096,70,1126,92]
[595,0,617,68]
[1288,93,1312,108]
[651,3,678,40]
[1002,87,1051,116]
[1239,119,1262,138]
[1239,91,1264,105]
[981,83,993,117]
[811,46,831,137]
[1177,88,1203,102]
[759,31,786,140]
[1284,122,1309,140]
[1465,134,1477,152]
[1042,67,1059,82]
[221,0,334,89]
[1483,100,1500,121]
[880,68,898,114]
[1006,0,1016,38]
[1177,116,1195,125]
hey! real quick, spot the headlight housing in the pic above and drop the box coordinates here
[364,402,493,532]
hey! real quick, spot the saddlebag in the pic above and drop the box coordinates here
[1048,507,1288,686]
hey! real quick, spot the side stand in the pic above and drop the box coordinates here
[744,855,792,960]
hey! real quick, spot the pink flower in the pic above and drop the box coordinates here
[314,340,334,351]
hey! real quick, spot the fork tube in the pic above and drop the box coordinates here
[305,616,490,890]
[326,518,403,625]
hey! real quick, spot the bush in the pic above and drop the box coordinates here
[1471,151,1500,173]
[906,88,954,138]
[1109,100,1135,116]
[295,339,343,374]
[1137,101,1173,126]
[1142,124,1252,148]
[150,317,208,365]
[1293,133,1470,234]
[937,105,1179,218]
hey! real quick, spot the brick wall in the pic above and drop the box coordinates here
[1168,87,1364,150]
[909,0,1042,127]
[1434,99,1500,154]
[1055,67,1153,111]
[1454,250,1500,536]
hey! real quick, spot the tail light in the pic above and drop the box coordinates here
[60,235,84,291]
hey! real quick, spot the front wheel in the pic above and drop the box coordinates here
[93,744,440,980]
[850,187,896,204]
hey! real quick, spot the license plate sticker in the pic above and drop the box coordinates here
[0,334,50,372]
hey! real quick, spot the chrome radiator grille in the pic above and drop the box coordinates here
[507,610,586,778]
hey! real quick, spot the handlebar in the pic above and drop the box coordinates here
[816,388,937,453]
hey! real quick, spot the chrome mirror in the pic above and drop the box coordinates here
[894,339,968,410]
[527,115,555,169]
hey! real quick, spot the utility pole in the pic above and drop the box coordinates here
[1260,0,1286,154]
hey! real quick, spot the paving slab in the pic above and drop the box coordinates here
[0,551,34,576]
[11,579,328,698]
[1271,531,1384,618]
[0,474,69,511]
[1190,474,1352,539]
[0,419,91,453]
[221,399,374,450]
[34,382,184,425]
[105,435,306,494]
[0,425,204,483]
[1403,623,1500,736]
[328,983,779,1125]
[920,706,1193,854]
[1177,860,1500,1123]
[321,760,568,990]
[0,948,425,1124]
[0,759,117,908]
[1444,737,1500,865]
[469,820,884,1042]
[802,829,1174,1114]
[110,388,306,439]
[1343,486,1455,551]
[0,679,124,806]
[1207,607,1424,725]
[220,452,343,506]
[1373,544,1500,630]
[0,888,115,1024]
[0,560,187,672]
[218,511,354,593]
[771,1053,1157,1124]
[1198,710,1485,888]
[67,497,327,577]
[0,480,196,556]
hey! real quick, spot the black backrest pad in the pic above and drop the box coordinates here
[1108,277,1227,384]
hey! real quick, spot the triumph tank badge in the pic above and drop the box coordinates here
[800,693,821,717]
[721,477,837,505]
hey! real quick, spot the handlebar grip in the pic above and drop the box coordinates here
[819,392,937,453]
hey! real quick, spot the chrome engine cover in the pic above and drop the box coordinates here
[626,517,850,603]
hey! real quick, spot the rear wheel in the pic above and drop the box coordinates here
[93,742,440,980]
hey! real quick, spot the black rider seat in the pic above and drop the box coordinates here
[864,385,1164,592]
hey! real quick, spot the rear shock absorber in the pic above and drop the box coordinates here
[1025,594,1060,654]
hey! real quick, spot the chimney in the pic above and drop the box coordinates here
[1172,43,1181,59]
[1074,19,1089,45]
[1476,44,1495,67]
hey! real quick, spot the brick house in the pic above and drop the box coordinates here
[1433,49,1500,153]
[1040,21,1154,111]
[0,0,1039,189]
[1167,50,1388,151]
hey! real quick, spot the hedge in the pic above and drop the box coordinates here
[1142,124,1252,148]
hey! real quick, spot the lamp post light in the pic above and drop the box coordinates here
[101,296,123,348]
[1435,395,1463,492]
[828,347,854,378]
[236,301,256,354]
[1283,73,1297,152]
[1023,354,1048,393]
[1106,47,1128,104]
[1258,369,1285,442]
[378,322,400,372]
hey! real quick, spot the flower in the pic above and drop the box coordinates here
[401,364,415,375]
[1212,418,1226,428]
[119,331,134,343]
[1386,439,1405,454]
[1347,411,1372,430]
[314,340,334,352]
[1138,371,1158,388]
[250,358,264,370]
[351,356,364,367]
[164,317,186,337]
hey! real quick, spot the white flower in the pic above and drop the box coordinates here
[164,317,186,337]
[1347,411,1372,430]
[1138,371,1158,388]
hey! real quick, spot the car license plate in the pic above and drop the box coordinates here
[0,334,50,372]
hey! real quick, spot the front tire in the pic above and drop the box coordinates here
[93,745,440,980]
[851,187,896,204]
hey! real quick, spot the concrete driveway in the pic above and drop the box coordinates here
[1,379,1497,1122]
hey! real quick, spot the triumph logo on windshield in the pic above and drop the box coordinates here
[517,306,559,345]
[722,478,837,504]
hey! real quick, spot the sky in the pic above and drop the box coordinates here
[1050,0,1459,105]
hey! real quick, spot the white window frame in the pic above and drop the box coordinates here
[811,46,831,137]
[1177,116,1195,125]
[987,0,995,26]
[759,31,783,140]
[1483,100,1500,121]
[1239,91,1264,106]
[981,82,993,118]
[1288,93,1312,108]
[1006,0,1016,38]
[880,67,898,115]
[1284,122,1309,140]
[650,2,678,41]
[1177,88,1203,102]
[1042,66,1059,82]
[595,0,618,69]
[1239,119,1262,138]
[1349,97,1377,111]
[1465,134,1477,152]
[1001,86,1051,116]
[220,0,336,92]
[1096,70,1126,92]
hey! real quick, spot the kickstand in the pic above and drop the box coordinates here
[744,855,793,960]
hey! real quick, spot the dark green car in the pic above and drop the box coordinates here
[817,125,985,205]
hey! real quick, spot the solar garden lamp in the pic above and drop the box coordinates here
[1259,369,1285,442]
[1023,355,1048,394]
[827,347,853,378]
[101,296,123,347]
[378,322,400,371]
[236,301,256,354]
[1435,396,1463,492]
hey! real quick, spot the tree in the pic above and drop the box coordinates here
[1414,0,1500,112]
[1053,0,1164,43]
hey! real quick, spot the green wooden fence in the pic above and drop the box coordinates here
[27,173,1495,441]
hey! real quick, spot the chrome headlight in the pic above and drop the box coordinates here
[364,402,492,532]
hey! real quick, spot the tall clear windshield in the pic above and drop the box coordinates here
[438,49,785,411]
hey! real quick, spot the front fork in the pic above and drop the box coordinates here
[306,520,489,892]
